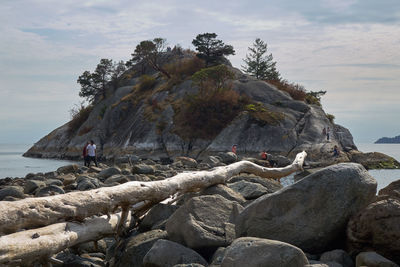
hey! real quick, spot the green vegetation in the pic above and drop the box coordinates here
[326,113,335,123]
[245,102,284,125]
[77,59,126,102]
[138,75,156,91]
[242,38,280,80]
[67,103,93,136]
[127,38,171,78]
[192,33,235,66]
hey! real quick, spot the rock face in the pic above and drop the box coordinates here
[220,237,309,267]
[347,181,400,264]
[235,163,377,253]
[165,195,243,250]
[23,58,356,161]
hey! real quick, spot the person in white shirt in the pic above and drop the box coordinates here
[86,140,98,167]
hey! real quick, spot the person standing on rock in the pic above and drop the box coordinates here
[322,127,327,139]
[232,144,237,154]
[327,127,331,141]
[86,140,98,167]
[82,141,89,166]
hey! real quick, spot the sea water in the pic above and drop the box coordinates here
[1,143,400,192]
[0,144,75,178]
[281,143,400,192]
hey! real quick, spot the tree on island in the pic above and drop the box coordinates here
[242,38,280,80]
[192,33,235,66]
[127,37,171,78]
[77,59,125,102]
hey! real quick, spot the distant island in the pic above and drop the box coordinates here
[375,135,400,144]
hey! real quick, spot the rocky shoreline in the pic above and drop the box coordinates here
[1,152,400,266]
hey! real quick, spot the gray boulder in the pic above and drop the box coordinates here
[217,152,237,164]
[35,185,65,197]
[200,184,246,204]
[140,203,179,231]
[320,249,353,267]
[114,230,168,267]
[347,194,400,263]
[228,180,270,200]
[0,186,25,200]
[142,239,208,267]
[235,163,377,253]
[221,237,309,267]
[166,195,243,249]
[132,164,155,175]
[356,251,399,267]
[77,176,100,191]
[98,167,121,180]
[104,175,129,185]
[24,179,46,194]
[57,164,79,174]
[227,174,282,193]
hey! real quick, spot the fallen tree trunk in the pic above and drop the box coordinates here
[0,212,131,265]
[0,151,306,234]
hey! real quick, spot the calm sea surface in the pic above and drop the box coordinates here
[0,144,75,178]
[1,143,399,192]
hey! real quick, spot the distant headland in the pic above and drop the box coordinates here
[375,135,400,144]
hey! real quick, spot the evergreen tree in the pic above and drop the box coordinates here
[192,33,235,66]
[77,59,123,102]
[242,38,280,80]
[128,38,171,78]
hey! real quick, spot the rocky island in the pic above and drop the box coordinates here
[1,35,399,266]
[375,135,400,144]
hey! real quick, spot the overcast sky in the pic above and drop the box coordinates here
[0,0,399,145]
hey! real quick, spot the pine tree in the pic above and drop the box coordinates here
[242,38,280,80]
[192,33,235,66]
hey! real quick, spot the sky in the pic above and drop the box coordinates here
[0,0,399,145]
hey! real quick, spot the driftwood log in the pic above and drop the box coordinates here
[0,212,130,265]
[0,152,306,264]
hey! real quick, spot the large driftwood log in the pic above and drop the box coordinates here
[0,152,306,235]
[0,212,131,265]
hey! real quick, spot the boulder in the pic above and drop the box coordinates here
[166,195,243,249]
[104,175,129,185]
[205,156,223,167]
[132,164,155,175]
[24,179,46,194]
[114,230,167,267]
[350,151,400,169]
[347,195,400,263]
[142,239,208,267]
[355,251,399,267]
[140,203,179,231]
[319,249,353,267]
[55,251,103,267]
[97,167,121,180]
[77,176,100,191]
[58,174,77,186]
[220,237,309,267]
[228,180,270,200]
[209,247,226,266]
[0,186,25,200]
[45,179,64,187]
[236,163,377,253]
[175,157,198,168]
[75,239,107,254]
[35,185,65,197]
[57,164,79,174]
[379,179,400,198]
[200,184,246,204]
[217,152,237,164]
[227,174,282,193]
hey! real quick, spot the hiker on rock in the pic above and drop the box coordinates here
[333,145,340,157]
[86,140,98,167]
[232,144,237,154]
[82,141,89,166]
[327,127,331,141]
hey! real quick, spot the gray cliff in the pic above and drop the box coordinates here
[24,61,357,162]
